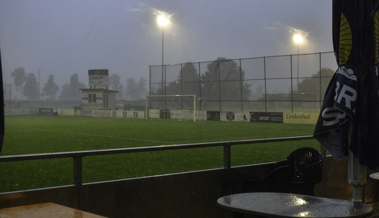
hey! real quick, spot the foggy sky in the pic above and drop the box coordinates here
[0,0,333,95]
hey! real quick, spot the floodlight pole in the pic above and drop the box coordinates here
[161,27,164,95]
[297,44,299,88]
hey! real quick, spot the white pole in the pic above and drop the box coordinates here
[145,96,148,120]
[193,95,196,123]
[347,122,366,204]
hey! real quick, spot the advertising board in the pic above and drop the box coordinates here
[207,111,220,121]
[250,112,283,123]
[220,111,250,122]
[38,108,55,115]
[283,112,319,125]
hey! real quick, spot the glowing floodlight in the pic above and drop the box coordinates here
[157,15,169,27]
[293,34,304,44]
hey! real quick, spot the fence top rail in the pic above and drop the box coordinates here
[149,51,334,67]
[0,135,314,162]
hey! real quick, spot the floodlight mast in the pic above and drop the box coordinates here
[293,34,303,89]
[157,14,169,97]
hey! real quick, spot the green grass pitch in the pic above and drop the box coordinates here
[0,115,320,192]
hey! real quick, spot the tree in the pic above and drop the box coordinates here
[109,74,124,100]
[125,78,138,100]
[59,73,87,100]
[11,67,26,99]
[42,74,60,100]
[296,68,334,96]
[137,77,148,99]
[125,77,148,100]
[201,58,251,102]
[164,62,200,96]
[23,73,40,100]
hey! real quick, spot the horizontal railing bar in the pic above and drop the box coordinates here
[0,135,314,162]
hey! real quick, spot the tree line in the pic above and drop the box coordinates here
[153,57,334,105]
[155,57,253,102]
[10,68,147,101]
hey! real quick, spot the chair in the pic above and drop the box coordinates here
[244,147,323,195]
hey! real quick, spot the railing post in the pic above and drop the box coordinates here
[224,145,231,169]
[73,157,82,186]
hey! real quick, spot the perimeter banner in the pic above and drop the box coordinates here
[250,112,283,123]
[283,112,319,125]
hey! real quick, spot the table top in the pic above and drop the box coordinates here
[217,192,373,218]
[0,202,106,218]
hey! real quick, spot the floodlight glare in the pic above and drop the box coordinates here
[293,34,303,44]
[157,15,169,27]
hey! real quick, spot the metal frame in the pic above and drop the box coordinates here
[0,135,314,187]
[149,51,335,112]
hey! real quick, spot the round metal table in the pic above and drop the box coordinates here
[217,192,373,218]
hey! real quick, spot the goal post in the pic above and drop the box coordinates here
[145,95,196,122]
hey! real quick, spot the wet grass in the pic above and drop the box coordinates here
[0,115,319,192]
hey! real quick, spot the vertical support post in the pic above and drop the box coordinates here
[297,45,300,87]
[319,52,322,110]
[145,96,149,120]
[239,59,243,112]
[198,62,202,112]
[149,65,151,96]
[161,27,164,95]
[180,64,184,110]
[193,95,196,122]
[264,57,267,112]
[218,60,222,111]
[73,157,83,186]
[347,122,366,204]
[290,55,293,112]
[224,145,231,169]
[348,149,367,204]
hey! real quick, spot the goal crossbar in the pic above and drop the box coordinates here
[145,95,196,122]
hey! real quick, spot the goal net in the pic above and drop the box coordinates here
[145,95,197,122]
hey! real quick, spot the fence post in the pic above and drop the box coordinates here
[239,59,243,111]
[73,157,82,186]
[290,55,293,112]
[264,57,267,112]
[224,145,231,169]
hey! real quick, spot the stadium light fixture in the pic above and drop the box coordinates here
[157,15,169,27]
[293,34,303,44]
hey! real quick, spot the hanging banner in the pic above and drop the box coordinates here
[314,0,379,169]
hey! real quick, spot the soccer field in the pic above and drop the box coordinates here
[0,116,319,192]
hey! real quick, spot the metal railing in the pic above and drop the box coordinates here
[0,135,314,187]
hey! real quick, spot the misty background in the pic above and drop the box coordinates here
[0,0,333,101]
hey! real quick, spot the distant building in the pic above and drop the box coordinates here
[80,88,118,110]
[80,69,118,110]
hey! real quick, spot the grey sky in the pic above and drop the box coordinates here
[0,0,333,93]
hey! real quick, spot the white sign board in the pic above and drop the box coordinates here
[88,69,108,87]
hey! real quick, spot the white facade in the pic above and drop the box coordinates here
[81,89,118,110]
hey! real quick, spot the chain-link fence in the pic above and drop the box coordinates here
[149,52,336,113]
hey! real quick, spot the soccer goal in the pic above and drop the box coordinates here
[145,95,196,122]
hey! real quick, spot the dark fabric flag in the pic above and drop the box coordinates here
[314,0,379,169]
